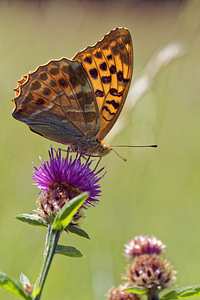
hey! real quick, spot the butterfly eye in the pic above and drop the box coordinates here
[103,148,111,155]
[100,144,112,156]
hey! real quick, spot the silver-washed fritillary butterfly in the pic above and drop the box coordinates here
[12,27,133,157]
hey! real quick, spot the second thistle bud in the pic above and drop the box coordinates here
[124,234,166,260]
[123,254,176,292]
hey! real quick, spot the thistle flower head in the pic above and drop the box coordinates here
[107,284,140,300]
[124,234,166,260]
[32,147,104,223]
[123,254,176,292]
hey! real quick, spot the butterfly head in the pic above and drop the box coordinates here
[98,140,113,156]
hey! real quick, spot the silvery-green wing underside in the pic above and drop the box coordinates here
[12,58,100,145]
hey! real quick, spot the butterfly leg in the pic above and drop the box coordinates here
[80,154,88,160]
[94,157,102,171]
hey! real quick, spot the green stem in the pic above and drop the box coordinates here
[33,224,60,300]
[148,291,159,300]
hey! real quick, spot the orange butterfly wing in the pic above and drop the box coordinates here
[73,27,133,140]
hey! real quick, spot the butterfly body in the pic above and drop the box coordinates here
[70,138,111,156]
[12,28,133,157]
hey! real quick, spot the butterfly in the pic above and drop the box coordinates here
[12,27,133,157]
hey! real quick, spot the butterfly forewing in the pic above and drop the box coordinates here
[12,58,100,144]
[73,27,133,140]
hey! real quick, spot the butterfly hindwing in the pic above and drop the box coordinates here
[12,58,100,144]
[73,27,133,140]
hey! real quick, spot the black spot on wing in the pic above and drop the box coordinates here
[49,67,59,75]
[117,71,123,82]
[36,98,46,105]
[102,76,111,84]
[43,87,51,96]
[95,89,104,97]
[39,72,48,81]
[109,65,116,74]
[58,78,68,88]
[106,99,119,109]
[31,81,41,90]
[111,45,118,55]
[89,68,98,79]
[116,71,130,83]
[107,54,112,60]
[99,62,107,71]
[109,88,124,97]
[84,56,92,64]
[94,51,102,59]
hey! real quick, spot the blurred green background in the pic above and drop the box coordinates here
[1,0,200,299]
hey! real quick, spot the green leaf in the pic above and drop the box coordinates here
[19,273,31,288]
[55,245,84,258]
[16,214,46,227]
[123,286,149,295]
[53,192,89,231]
[162,286,200,299]
[66,225,90,239]
[0,272,27,299]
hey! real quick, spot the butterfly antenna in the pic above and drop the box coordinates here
[112,149,127,162]
[111,144,158,148]
[111,144,157,162]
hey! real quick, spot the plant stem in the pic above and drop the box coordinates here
[33,224,60,300]
[148,292,159,300]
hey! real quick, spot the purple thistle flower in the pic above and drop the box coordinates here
[124,234,166,260]
[32,147,105,221]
